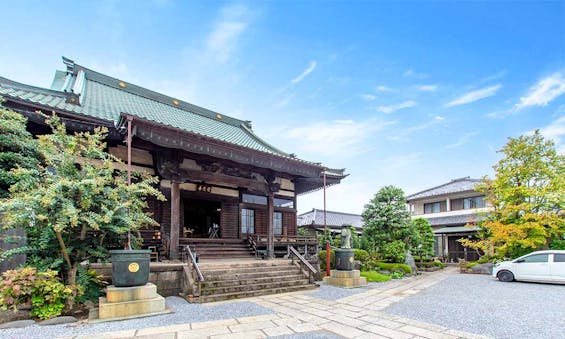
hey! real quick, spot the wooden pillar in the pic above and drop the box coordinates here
[267,192,274,259]
[170,181,180,260]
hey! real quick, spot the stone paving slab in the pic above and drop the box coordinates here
[64,267,488,339]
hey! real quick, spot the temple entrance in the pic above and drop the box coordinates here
[184,198,221,238]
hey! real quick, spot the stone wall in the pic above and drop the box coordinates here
[89,262,188,297]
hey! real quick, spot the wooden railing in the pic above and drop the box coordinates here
[289,246,318,283]
[183,245,204,296]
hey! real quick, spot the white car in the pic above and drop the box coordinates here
[493,250,565,284]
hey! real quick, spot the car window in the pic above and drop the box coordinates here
[554,254,565,263]
[521,254,548,263]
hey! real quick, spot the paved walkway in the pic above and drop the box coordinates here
[71,267,489,339]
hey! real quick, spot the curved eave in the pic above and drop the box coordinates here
[122,113,327,178]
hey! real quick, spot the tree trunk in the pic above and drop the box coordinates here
[55,230,75,284]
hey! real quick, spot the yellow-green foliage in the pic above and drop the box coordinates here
[0,267,82,320]
[473,131,565,258]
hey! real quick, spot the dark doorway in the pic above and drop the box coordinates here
[184,199,221,238]
[447,235,480,262]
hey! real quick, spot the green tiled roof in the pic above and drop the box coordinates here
[0,57,347,182]
[1,58,288,156]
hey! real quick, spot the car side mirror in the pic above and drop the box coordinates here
[515,259,525,263]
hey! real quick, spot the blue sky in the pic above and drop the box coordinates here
[1,1,564,214]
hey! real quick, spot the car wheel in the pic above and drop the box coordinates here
[497,270,514,282]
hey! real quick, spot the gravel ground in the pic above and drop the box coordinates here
[307,276,410,301]
[385,274,565,339]
[0,297,273,339]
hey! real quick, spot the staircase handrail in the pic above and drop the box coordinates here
[185,245,204,283]
[289,246,318,283]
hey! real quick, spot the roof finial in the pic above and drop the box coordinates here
[62,56,75,74]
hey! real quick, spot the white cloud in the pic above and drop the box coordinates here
[515,72,565,110]
[275,94,294,108]
[539,115,565,153]
[376,100,417,114]
[205,4,250,63]
[285,119,394,156]
[402,69,428,79]
[480,70,507,83]
[418,84,438,92]
[384,152,423,171]
[361,93,376,101]
[375,85,392,92]
[292,61,317,84]
[485,109,512,119]
[389,115,445,141]
[445,84,502,107]
[445,131,480,149]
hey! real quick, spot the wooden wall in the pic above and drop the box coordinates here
[221,202,239,238]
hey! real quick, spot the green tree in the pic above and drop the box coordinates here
[409,218,435,258]
[0,103,41,198]
[476,130,565,258]
[0,115,165,284]
[362,186,411,255]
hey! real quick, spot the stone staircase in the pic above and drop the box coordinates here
[195,260,318,303]
[181,239,255,259]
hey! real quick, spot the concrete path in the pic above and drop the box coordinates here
[71,267,489,339]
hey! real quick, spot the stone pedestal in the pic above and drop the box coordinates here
[323,270,367,288]
[98,283,167,320]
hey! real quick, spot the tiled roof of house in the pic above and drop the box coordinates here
[0,59,289,157]
[406,177,482,201]
[422,213,484,227]
[297,209,363,229]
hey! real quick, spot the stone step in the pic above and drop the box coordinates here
[201,263,297,274]
[202,274,306,288]
[194,246,251,253]
[198,284,318,303]
[202,278,310,296]
[193,243,250,248]
[202,268,301,281]
[198,261,294,269]
[198,254,255,259]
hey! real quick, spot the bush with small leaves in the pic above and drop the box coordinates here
[0,267,82,320]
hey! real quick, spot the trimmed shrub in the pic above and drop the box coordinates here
[318,250,335,271]
[376,262,412,274]
[360,271,391,282]
[433,261,445,269]
[362,260,412,274]
[381,240,406,263]
[353,249,370,263]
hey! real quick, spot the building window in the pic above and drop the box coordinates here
[274,212,283,235]
[242,194,267,205]
[274,197,294,208]
[241,208,255,234]
[424,202,441,214]
[463,196,485,209]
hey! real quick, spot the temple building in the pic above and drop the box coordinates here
[0,57,346,260]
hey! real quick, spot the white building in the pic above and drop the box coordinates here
[406,177,492,262]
